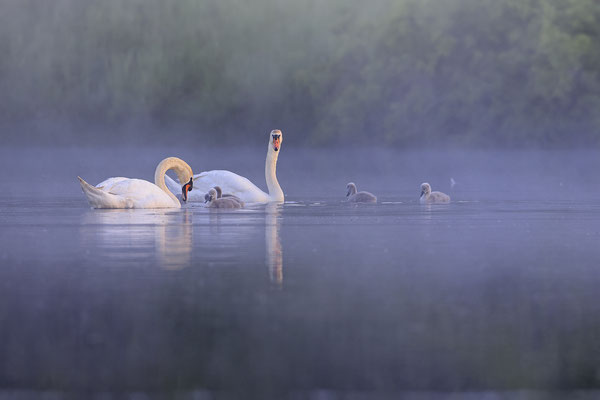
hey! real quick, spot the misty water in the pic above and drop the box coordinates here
[1,147,600,399]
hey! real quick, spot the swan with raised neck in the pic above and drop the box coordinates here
[164,130,285,203]
[265,129,284,201]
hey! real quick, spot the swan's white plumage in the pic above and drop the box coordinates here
[165,130,284,203]
[80,178,179,209]
[95,177,129,189]
[79,157,193,209]
[166,170,270,203]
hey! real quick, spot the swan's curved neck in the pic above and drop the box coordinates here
[154,157,193,206]
[265,148,284,201]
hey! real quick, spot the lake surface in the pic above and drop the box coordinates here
[1,147,600,399]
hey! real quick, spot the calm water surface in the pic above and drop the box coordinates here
[1,147,600,399]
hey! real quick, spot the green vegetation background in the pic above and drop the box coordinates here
[1,0,599,146]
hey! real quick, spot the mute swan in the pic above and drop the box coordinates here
[346,182,377,203]
[165,130,284,203]
[420,182,450,204]
[205,188,243,209]
[78,157,194,209]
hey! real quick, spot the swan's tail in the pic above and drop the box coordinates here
[78,176,126,209]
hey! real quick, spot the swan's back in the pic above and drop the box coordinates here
[94,177,129,191]
[420,191,451,204]
[213,186,244,205]
[222,194,244,207]
[348,192,377,203]
[208,197,244,209]
[197,170,268,202]
[429,191,451,203]
[166,170,270,203]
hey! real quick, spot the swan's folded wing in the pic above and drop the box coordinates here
[95,177,130,191]
[105,179,178,208]
[166,169,269,203]
[431,191,451,203]
[193,170,269,203]
[105,179,160,197]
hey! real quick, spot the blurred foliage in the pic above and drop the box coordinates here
[0,0,599,146]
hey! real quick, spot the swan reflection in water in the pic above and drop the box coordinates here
[265,203,283,286]
[206,203,284,285]
[81,204,283,279]
[156,210,193,270]
[81,209,193,270]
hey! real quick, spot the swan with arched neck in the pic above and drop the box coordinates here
[78,157,193,209]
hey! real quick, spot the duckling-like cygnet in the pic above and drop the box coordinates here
[346,182,377,203]
[419,182,450,204]
[205,188,243,209]
[215,186,244,206]
[204,186,244,206]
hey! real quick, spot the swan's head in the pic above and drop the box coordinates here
[420,182,431,197]
[154,157,193,201]
[213,186,223,198]
[181,177,193,202]
[346,182,357,197]
[205,188,218,203]
[270,129,282,152]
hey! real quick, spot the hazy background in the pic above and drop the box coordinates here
[1,0,599,147]
[2,2,600,397]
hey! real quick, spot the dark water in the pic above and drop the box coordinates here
[1,147,600,400]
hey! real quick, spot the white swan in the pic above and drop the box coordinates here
[345,182,377,203]
[78,157,194,209]
[420,182,450,204]
[165,130,284,203]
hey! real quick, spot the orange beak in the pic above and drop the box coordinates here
[181,179,192,202]
[272,137,280,152]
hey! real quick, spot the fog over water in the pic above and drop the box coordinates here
[1,147,600,399]
[2,0,600,146]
